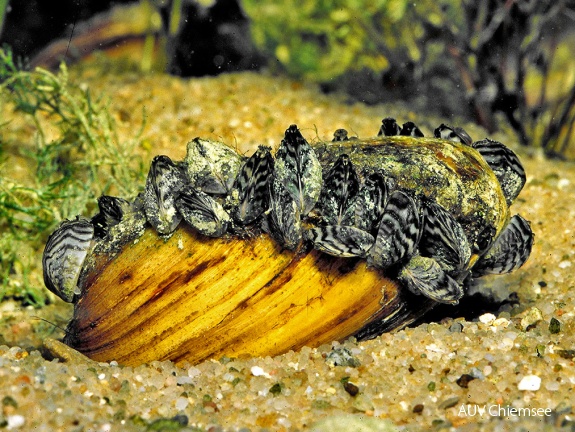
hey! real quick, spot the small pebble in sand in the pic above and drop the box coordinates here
[521,307,543,330]
[250,366,271,378]
[549,317,561,334]
[518,375,541,391]
[7,415,25,429]
[449,322,463,332]
[479,313,496,324]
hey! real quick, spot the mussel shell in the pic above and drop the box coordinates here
[42,217,94,302]
[313,137,509,253]
[62,136,511,366]
[64,225,422,366]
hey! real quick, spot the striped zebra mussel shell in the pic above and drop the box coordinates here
[43,120,533,366]
[42,217,95,303]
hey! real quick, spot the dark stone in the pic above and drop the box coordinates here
[456,374,475,388]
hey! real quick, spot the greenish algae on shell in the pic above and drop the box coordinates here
[313,136,508,253]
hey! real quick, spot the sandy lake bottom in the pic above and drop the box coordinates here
[1,70,575,431]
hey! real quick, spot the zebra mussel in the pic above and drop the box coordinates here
[43,119,533,365]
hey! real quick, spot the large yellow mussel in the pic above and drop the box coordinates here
[43,121,533,366]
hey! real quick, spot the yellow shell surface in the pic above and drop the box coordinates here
[66,226,411,366]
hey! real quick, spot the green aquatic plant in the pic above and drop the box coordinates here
[0,47,145,305]
[243,0,463,82]
[244,0,388,82]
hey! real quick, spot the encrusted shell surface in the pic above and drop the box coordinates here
[312,137,508,254]
[53,133,516,366]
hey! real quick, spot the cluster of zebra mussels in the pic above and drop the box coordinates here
[42,118,533,364]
